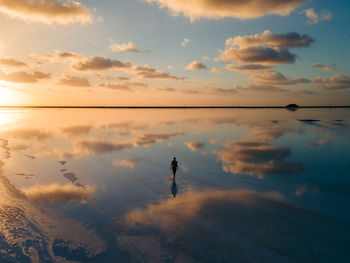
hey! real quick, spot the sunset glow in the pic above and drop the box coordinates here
[0,0,348,106]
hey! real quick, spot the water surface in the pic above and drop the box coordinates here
[0,108,349,262]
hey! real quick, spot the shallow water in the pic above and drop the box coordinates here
[0,108,349,262]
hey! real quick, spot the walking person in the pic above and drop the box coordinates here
[170,157,178,178]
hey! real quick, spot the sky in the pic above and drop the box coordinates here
[0,0,349,106]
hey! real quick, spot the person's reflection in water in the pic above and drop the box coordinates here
[170,179,178,198]
[170,157,178,178]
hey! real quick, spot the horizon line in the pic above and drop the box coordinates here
[0,105,350,109]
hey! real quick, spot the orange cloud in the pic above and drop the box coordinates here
[0,0,92,24]
[226,64,272,71]
[220,46,296,65]
[226,30,314,48]
[1,128,52,140]
[99,83,133,92]
[251,70,310,85]
[110,41,149,53]
[76,139,133,154]
[185,60,207,71]
[144,0,306,20]
[185,141,205,151]
[61,125,92,136]
[311,63,335,71]
[58,74,91,87]
[313,75,350,90]
[134,132,184,146]
[73,56,131,71]
[21,183,95,206]
[124,189,285,231]
[0,57,27,67]
[303,8,332,24]
[133,65,181,80]
[113,158,145,169]
[0,70,50,83]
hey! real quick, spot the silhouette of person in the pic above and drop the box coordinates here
[170,157,178,178]
[170,179,178,198]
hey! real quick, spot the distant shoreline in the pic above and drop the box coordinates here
[0,106,349,109]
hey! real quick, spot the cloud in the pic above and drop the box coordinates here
[251,70,310,85]
[217,145,304,178]
[73,56,131,71]
[220,46,296,65]
[210,67,220,73]
[303,8,332,24]
[0,57,27,67]
[181,38,190,47]
[101,121,148,136]
[113,158,145,169]
[110,41,149,53]
[185,60,207,71]
[156,87,199,94]
[58,74,91,87]
[311,63,335,71]
[202,86,238,95]
[144,0,306,20]
[220,31,314,66]
[1,128,52,140]
[215,122,304,178]
[185,141,205,151]
[133,65,181,80]
[0,174,105,261]
[306,139,330,148]
[61,125,92,136]
[226,64,272,71]
[30,50,84,64]
[134,132,184,146]
[221,161,305,178]
[226,30,314,48]
[76,139,133,155]
[99,83,133,92]
[0,0,92,25]
[313,75,350,90]
[234,83,287,93]
[0,70,50,83]
[22,183,95,206]
[219,145,291,163]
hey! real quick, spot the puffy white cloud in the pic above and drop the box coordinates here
[0,0,92,24]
